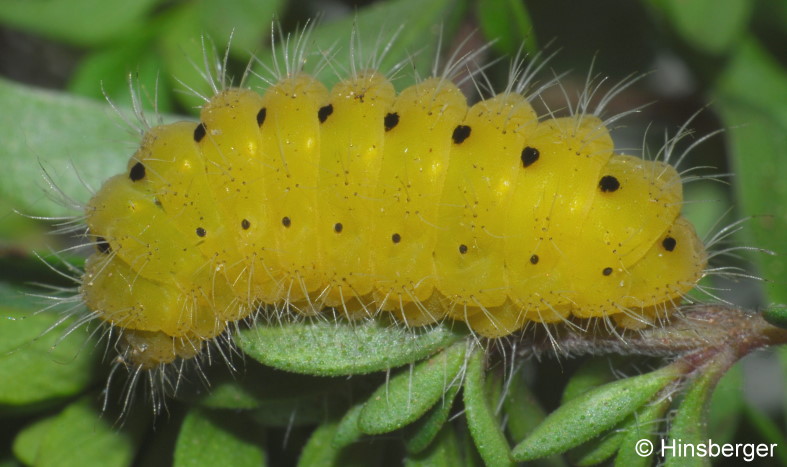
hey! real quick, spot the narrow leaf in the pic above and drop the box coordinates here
[463,348,513,467]
[298,422,340,467]
[405,425,463,467]
[359,341,467,435]
[665,359,728,467]
[614,398,671,467]
[708,363,743,445]
[332,402,365,449]
[405,381,461,453]
[561,358,617,404]
[571,429,626,466]
[512,365,680,461]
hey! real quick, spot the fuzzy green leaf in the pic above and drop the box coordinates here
[332,402,366,449]
[613,398,671,467]
[0,286,96,407]
[175,408,266,467]
[298,421,342,467]
[404,425,463,467]
[708,363,743,444]
[463,348,513,467]
[561,358,617,404]
[665,361,726,467]
[512,365,680,462]
[236,318,464,376]
[572,429,625,466]
[359,341,467,435]
[405,381,461,453]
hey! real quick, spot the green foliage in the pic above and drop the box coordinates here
[1,1,786,466]
[174,408,266,467]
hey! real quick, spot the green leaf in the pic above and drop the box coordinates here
[561,358,617,404]
[197,0,285,58]
[573,392,670,466]
[300,422,385,467]
[463,348,513,467]
[250,393,346,427]
[251,0,468,92]
[12,397,145,467]
[404,381,461,453]
[571,429,625,466]
[157,4,214,111]
[174,408,265,467]
[404,425,463,467]
[195,366,355,411]
[0,78,136,218]
[708,362,743,444]
[649,0,753,54]
[0,286,97,407]
[741,403,787,466]
[298,421,341,467]
[68,38,174,113]
[714,38,787,305]
[359,341,467,435]
[613,397,671,467]
[12,416,56,465]
[0,0,161,46]
[197,380,263,410]
[512,365,680,462]
[236,318,464,376]
[239,371,363,427]
[763,305,787,329]
[665,359,729,467]
[332,402,365,449]
[457,420,485,467]
[477,0,537,55]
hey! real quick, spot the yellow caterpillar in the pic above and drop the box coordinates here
[81,57,706,369]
